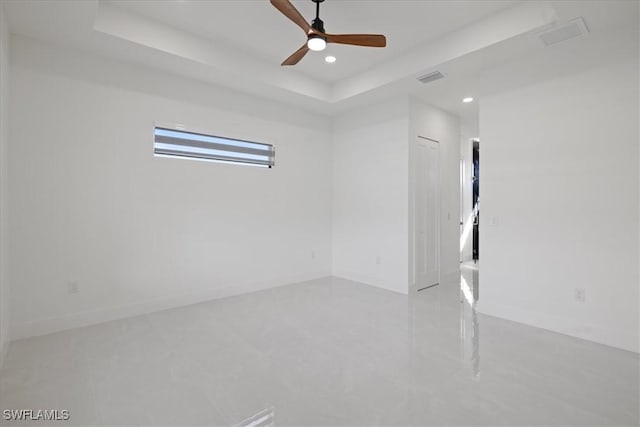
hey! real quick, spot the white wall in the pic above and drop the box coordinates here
[0,2,10,365]
[331,97,460,295]
[479,52,639,352]
[409,99,461,286]
[9,36,333,339]
[332,98,410,294]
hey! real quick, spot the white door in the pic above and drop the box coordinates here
[415,137,440,290]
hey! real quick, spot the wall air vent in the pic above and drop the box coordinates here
[539,18,589,46]
[417,71,445,84]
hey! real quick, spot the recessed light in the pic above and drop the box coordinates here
[463,97,474,103]
[325,55,336,63]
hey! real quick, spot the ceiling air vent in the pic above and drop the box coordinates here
[417,71,445,84]
[539,18,589,46]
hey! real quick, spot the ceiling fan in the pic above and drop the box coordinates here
[270,0,387,66]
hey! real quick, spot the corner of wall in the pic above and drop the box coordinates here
[330,96,411,295]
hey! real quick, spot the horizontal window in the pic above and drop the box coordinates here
[154,127,275,168]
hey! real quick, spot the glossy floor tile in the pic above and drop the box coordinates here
[1,273,638,426]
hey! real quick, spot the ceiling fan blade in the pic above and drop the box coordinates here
[282,44,310,66]
[325,33,387,48]
[270,0,311,34]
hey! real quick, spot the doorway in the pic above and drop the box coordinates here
[414,136,440,291]
[460,138,479,302]
[472,140,479,263]
[460,138,479,263]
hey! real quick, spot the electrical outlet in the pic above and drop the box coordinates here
[67,281,79,294]
[376,256,381,265]
[574,288,586,303]
[311,251,316,260]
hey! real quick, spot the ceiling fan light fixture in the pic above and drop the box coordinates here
[307,35,327,51]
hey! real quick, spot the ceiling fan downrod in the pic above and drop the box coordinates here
[311,0,325,34]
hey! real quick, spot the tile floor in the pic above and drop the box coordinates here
[0,271,638,426]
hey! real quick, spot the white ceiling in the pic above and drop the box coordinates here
[107,0,519,83]
[3,0,639,133]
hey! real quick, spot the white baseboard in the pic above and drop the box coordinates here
[331,269,460,295]
[477,300,639,354]
[331,270,409,295]
[11,272,331,341]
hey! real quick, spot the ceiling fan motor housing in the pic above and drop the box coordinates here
[311,0,326,35]
[311,18,325,34]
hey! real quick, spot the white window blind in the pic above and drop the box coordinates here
[154,127,275,168]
